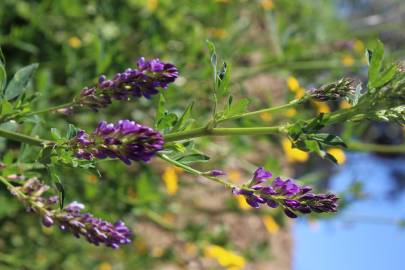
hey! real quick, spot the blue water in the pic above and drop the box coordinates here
[294,152,405,270]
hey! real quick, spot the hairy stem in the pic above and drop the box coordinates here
[158,153,235,189]
[0,128,50,146]
[348,141,405,153]
[27,102,76,116]
[218,97,306,123]
[164,126,284,142]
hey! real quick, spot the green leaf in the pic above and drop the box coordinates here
[0,46,5,66]
[0,62,6,93]
[206,40,217,68]
[4,63,38,100]
[50,128,62,141]
[311,133,347,147]
[175,153,210,164]
[351,83,362,106]
[322,151,338,164]
[304,140,320,153]
[157,112,178,132]
[49,168,65,209]
[172,102,194,132]
[225,98,250,117]
[66,124,78,139]
[373,63,397,88]
[155,94,166,128]
[39,146,54,164]
[218,62,231,97]
[367,40,384,88]
[0,100,13,115]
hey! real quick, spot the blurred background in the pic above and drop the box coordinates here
[0,0,404,269]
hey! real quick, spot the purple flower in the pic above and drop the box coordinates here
[78,58,178,110]
[251,167,272,185]
[57,202,132,249]
[205,170,227,177]
[71,120,164,165]
[10,178,132,249]
[233,168,339,218]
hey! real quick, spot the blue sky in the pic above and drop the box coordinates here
[294,153,405,270]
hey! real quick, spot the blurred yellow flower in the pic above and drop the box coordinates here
[228,169,241,182]
[151,246,164,257]
[235,195,250,210]
[286,108,297,117]
[295,87,306,99]
[185,242,198,256]
[162,166,178,195]
[262,215,279,235]
[98,262,112,270]
[147,0,157,12]
[204,245,246,270]
[353,39,365,53]
[260,0,274,10]
[282,138,309,163]
[341,54,355,67]
[327,148,346,165]
[260,112,272,122]
[287,76,300,92]
[68,37,82,48]
[312,101,330,113]
[339,100,351,109]
[207,28,227,39]
[86,174,98,184]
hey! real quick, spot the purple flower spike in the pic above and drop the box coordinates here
[78,58,178,110]
[232,167,339,218]
[10,178,132,249]
[70,120,164,165]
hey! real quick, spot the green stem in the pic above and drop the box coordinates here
[218,98,305,123]
[348,141,405,153]
[0,176,16,190]
[26,101,76,116]
[0,128,50,146]
[158,153,235,189]
[164,126,284,142]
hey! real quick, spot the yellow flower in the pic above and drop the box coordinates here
[162,166,178,195]
[286,108,297,117]
[295,87,306,99]
[262,215,279,235]
[260,0,274,10]
[327,148,346,165]
[98,262,112,270]
[235,195,250,210]
[228,169,241,182]
[353,39,365,53]
[281,138,309,163]
[86,174,98,184]
[312,101,330,113]
[260,112,272,122]
[207,28,227,39]
[204,245,246,270]
[67,37,82,48]
[151,247,164,257]
[287,76,300,92]
[147,0,157,12]
[341,54,355,67]
[185,242,198,256]
[339,100,352,109]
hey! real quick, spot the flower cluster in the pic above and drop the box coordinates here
[10,178,132,248]
[308,78,356,102]
[232,167,338,218]
[78,57,178,110]
[71,119,164,165]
